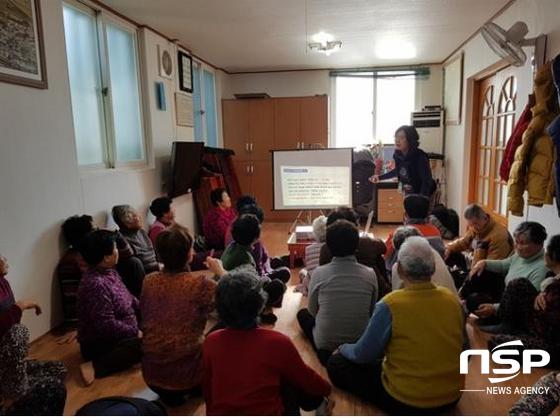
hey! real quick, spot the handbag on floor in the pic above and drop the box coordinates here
[76,396,167,416]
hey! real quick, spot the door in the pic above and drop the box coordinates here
[300,95,328,148]
[251,160,273,218]
[274,97,301,150]
[249,99,274,160]
[233,160,252,196]
[470,67,517,226]
[222,100,250,160]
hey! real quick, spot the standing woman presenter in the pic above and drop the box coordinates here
[370,125,436,199]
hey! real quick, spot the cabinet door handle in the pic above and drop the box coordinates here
[245,143,249,152]
[250,143,253,152]
[296,141,300,149]
[301,141,305,149]
[251,165,254,174]
[246,165,249,174]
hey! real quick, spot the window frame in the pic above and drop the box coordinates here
[63,0,148,171]
[192,59,219,147]
[332,75,416,147]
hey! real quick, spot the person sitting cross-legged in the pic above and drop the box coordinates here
[77,230,142,386]
[487,234,560,360]
[112,205,160,277]
[220,214,286,324]
[444,203,513,273]
[319,207,389,297]
[141,225,216,406]
[390,226,457,296]
[297,215,327,296]
[383,194,445,272]
[297,219,378,366]
[148,197,175,246]
[202,271,333,416]
[465,222,549,334]
[0,255,67,416]
[203,188,237,251]
[327,236,464,415]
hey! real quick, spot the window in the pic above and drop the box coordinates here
[334,74,416,147]
[192,61,218,147]
[63,2,146,169]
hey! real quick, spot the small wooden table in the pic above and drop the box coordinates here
[287,233,314,269]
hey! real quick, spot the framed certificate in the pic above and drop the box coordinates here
[178,51,193,93]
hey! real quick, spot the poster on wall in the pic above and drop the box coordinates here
[175,92,193,127]
[0,0,48,89]
[443,52,463,125]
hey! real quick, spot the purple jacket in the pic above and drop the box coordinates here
[77,267,139,345]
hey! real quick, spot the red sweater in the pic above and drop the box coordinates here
[203,328,331,415]
[202,207,236,250]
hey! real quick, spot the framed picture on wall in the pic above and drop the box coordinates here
[178,51,193,93]
[0,0,48,89]
[443,52,463,125]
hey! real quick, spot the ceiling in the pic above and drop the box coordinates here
[102,0,512,73]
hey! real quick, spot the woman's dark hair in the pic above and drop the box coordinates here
[546,234,560,263]
[326,219,359,257]
[81,230,117,267]
[216,271,267,329]
[238,204,265,224]
[326,206,358,227]
[62,215,94,250]
[156,224,193,272]
[150,197,173,219]
[231,214,261,246]
[395,125,420,149]
[210,188,227,206]
[404,194,430,219]
[514,222,547,245]
[236,195,257,213]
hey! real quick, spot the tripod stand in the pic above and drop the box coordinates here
[288,209,325,234]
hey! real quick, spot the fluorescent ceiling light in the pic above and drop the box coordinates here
[309,31,342,56]
[376,40,416,59]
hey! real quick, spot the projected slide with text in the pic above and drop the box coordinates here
[281,166,350,207]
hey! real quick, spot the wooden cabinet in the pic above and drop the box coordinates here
[376,185,405,223]
[273,96,328,150]
[222,95,328,221]
[223,99,274,161]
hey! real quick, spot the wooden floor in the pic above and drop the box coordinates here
[29,222,554,415]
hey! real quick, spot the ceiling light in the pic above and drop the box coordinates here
[308,32,342,56]
[376,40,416,59]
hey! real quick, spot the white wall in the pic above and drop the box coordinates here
[0,1,207,339]
[443,0,560,236]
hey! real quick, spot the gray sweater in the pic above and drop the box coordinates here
[308,255,378,351]
[121,229,159,273]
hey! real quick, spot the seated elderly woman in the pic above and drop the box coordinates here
[140,225,216,407]
[296,215,327,296]
[390,226,457,295]
[320,207,390,297]
[327,237,464,415]
[463,222,549,334]
[202,188,237,251]
[219,214,286,324]
[58,214,145,300]
[509,372,560,415]
[148,197,175,245]
[488,234,560,358]
[77,230,142,386]
[112,205,159,276]
[0,255,67,415]
[202,271,332,415]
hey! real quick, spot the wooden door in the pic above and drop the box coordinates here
[300,95,328,148]
[274,97,301,150]
[251,160,273,218]
[233,160,253,196]
[470,68,517,226]
[222,100,250,160]
[248,99,274,160]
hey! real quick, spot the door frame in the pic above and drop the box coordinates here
[468,63,511,226]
